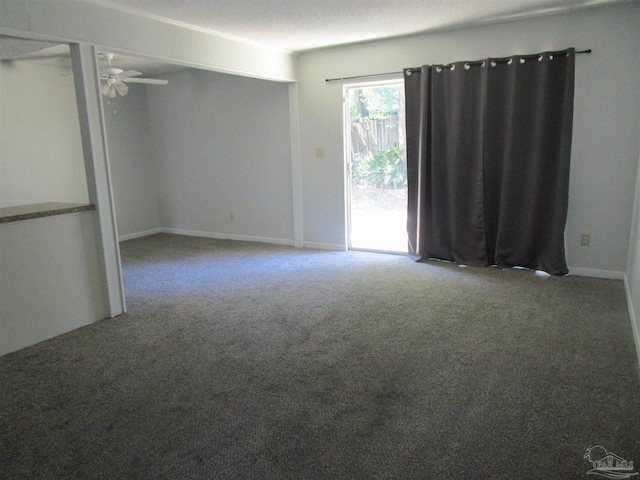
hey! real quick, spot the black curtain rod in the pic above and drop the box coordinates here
[325,49,591,83]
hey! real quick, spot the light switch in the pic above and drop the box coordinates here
[580,234,590,246]
[315,147,325,157]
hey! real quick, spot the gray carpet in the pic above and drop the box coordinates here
[1,233,639,479]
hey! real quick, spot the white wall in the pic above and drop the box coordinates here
[297,2,640,273]
[626,135,640,366]
[0,211,108,356]
[146,69,294,244]
[103,85,161,238]
[0,60,88,207]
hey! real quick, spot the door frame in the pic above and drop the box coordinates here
[343,75,406,252]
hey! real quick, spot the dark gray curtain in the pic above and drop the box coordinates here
[405,49,575,275]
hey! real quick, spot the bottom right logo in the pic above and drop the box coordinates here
[584,446,638,479]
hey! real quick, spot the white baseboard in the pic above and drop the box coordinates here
[122,228,346,251]
[119,228,163,242]
[623,276,640,372]
[567,267,625,280]
[303,241,347,251]
[162,228,295,247]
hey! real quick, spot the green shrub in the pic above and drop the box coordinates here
[355,144,407,189]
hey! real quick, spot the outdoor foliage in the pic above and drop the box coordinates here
[354,144,407,189]
[349,85,406,189]
[350,87,400,120]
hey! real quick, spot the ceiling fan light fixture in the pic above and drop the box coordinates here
[98,54,168,98]
[114,81,129,96]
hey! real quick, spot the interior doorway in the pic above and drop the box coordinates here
[345,79,407,253]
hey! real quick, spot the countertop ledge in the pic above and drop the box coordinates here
[0,202,96,224]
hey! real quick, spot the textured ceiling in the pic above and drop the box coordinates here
[0,35,58,59]
[97,0,628,52]
[1,0,628,76]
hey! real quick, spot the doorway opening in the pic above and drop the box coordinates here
[345,79,407,253]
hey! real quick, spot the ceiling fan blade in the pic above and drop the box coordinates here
[101,81,112,96]
[114,81,129,96]
[119,70,142,78]
[122,77,168,85]
[101,67,123,76]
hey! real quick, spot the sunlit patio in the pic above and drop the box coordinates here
[349,185,407,253]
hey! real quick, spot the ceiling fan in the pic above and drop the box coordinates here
[99,52,168,97]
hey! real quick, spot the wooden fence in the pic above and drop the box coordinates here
[350,117,403,158]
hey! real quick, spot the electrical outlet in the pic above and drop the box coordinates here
[229,212,234,221]
[580,234,590,246]
[315,146,325,157]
